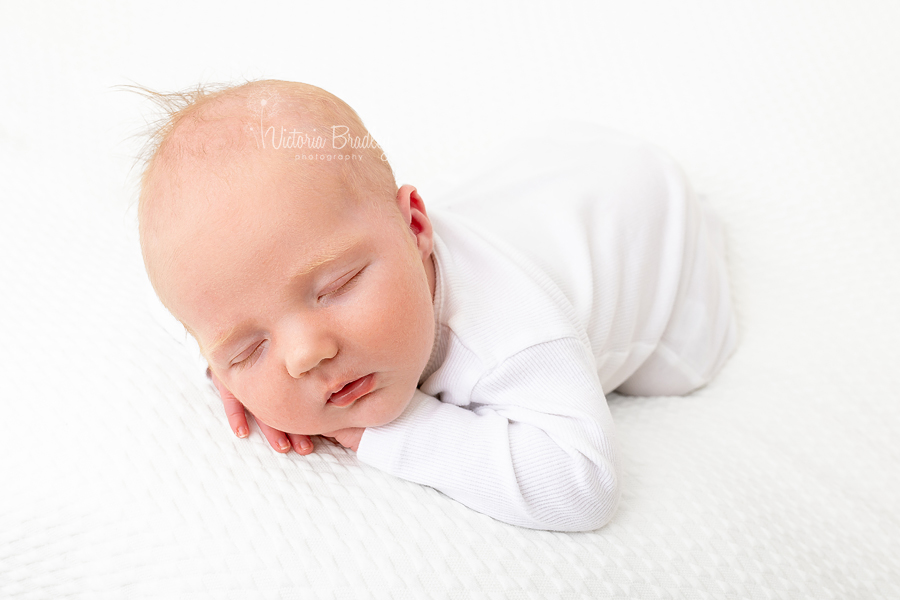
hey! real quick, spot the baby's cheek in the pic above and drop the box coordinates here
[235,368,291,424]
[258,367,329,434]
[368,279,428,354]
[342,295,392,349]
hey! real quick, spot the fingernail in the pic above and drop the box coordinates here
[236,426,248,438]
[299,439,312,452]
[277,437,290,451]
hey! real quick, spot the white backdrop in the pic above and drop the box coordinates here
[1,1,898,598]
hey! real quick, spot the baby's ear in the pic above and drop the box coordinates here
[396,184,434,260]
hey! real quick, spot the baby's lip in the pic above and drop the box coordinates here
[326,373,375,408]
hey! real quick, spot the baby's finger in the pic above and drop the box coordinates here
[221,394,250,439]
[210,371,250,439]
[257,419,293,454]
[287,433,315,455]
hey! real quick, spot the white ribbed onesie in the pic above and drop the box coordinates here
[356,129,738,531]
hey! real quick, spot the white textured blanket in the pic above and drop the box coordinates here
[1,1,898,598]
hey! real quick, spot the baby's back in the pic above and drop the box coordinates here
[434,127,736,394]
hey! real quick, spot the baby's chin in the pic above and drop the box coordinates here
[340,379,419,431]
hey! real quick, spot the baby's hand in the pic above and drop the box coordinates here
[208,368,315,455]
[321,428,366,452]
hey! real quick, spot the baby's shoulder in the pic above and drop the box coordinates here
[429,209,588,370]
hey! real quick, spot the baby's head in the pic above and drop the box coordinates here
[139,80,436,435]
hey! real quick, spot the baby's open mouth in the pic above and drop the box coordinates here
[327,374,375,407]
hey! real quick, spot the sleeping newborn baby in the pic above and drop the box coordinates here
[138,79,737,531]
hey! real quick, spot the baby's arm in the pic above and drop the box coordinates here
[357,338,620,532]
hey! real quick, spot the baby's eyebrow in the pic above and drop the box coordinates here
[292,238,358,277]
[203,322,246,362]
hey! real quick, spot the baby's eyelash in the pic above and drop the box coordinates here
[321,267,365,300]
[233,343,264,371]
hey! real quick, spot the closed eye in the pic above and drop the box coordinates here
[232,342,264,371]
[318,266,365,301]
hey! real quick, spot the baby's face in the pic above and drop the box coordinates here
[157,155,436,436]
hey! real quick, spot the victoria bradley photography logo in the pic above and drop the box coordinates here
[253,98,386,162]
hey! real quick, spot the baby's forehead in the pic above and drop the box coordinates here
[157,105,262,173]
[153,121,312,205]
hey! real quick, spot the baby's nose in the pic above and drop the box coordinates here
[284,329,338,379]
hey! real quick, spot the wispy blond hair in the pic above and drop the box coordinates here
[132,79,396,207]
